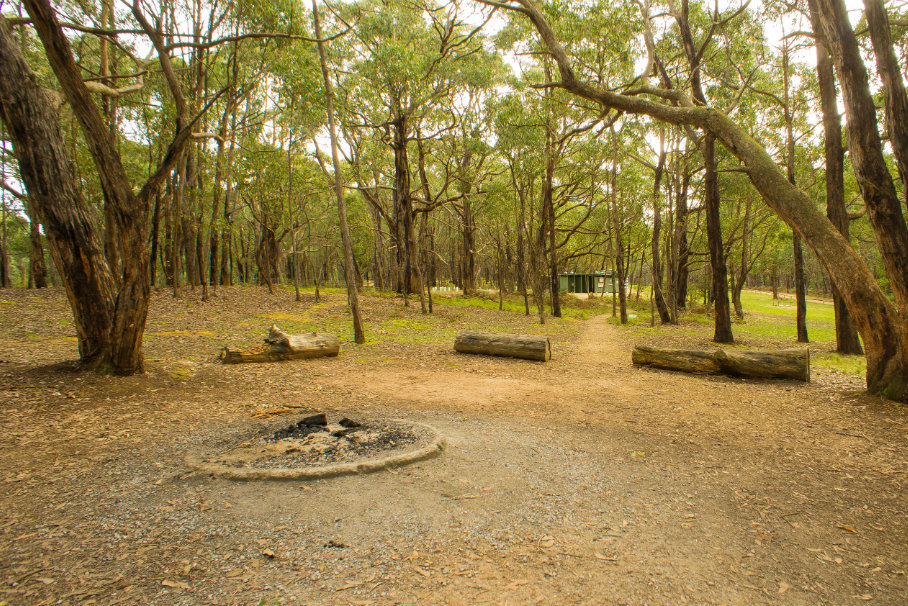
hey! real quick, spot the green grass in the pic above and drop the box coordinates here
[256,285,861,376]
[734,291,837,345]
[813,352,866,376]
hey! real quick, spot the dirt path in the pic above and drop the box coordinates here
[1,288,907,606]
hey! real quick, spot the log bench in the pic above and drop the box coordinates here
[220,325,340,364]
[631,345,809,381]
[454,330,551,361]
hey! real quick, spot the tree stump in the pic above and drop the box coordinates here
[632,345,809,381]
[454,331,551,361]
[220,325,340,364]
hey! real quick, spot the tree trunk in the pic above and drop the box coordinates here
[313,0,365,343]
[732,194,751,319]
[813,0,908,394]
[509,0,906,398]
[454,330,551,361]
[808,0,863,355]
[0,195,10,288]
[674,0,731,340]
[0,15,116,363]
[609,127,628,323]
[632,345,809,381]
[674,166,691,309]
[703,134,733,343]
[391,103,417,296]
[782,40,809,343]
[221,325,340,364]
[25,198,47,288]
[149,189,162,287]
[543,107,561,318]
[864,0,908,202]
[651,133,671,323]
[511,161,530,316]
[462,196,476,295]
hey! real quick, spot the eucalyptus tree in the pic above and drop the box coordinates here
[340,0,497,297]
[0,0,203,372]
[497,0,637,318]
[480,0,908,401]
[494,91,545,316]
[311,0,365,341]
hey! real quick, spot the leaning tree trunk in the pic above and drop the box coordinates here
[812,0,908,394]
[508,0,906,399]
[22,0,156,373]
[4,0,197,374]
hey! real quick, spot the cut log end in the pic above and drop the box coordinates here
[454,330,551,361]
[632,345,810,382]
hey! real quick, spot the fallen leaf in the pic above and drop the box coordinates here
[778,582,790,594]
[837,525,858,533]
[225,568,244,578]
[262,549,276,559]
[161,579,189,590]
[34,577,55,585]
[505,579,528,590]
[856,595,872,601]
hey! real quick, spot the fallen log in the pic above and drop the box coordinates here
[220,325,340,364]
[454,330,551,361]
[631,345,809,382]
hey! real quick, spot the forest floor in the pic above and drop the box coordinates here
[1,285,907,606]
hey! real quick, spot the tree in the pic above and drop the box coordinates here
[481,0,907,401]
[0,0,198,373]
[806,0,862,354]
[312,0,365,343]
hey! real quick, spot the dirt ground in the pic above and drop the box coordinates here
[1,286,907,606]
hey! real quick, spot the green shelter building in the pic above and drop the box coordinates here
[558,270,616,294]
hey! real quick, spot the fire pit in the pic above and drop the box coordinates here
[185,413,445,481]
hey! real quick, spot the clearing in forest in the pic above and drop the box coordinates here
[0,286,906,606]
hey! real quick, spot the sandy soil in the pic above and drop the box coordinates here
[1,286,906,606]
